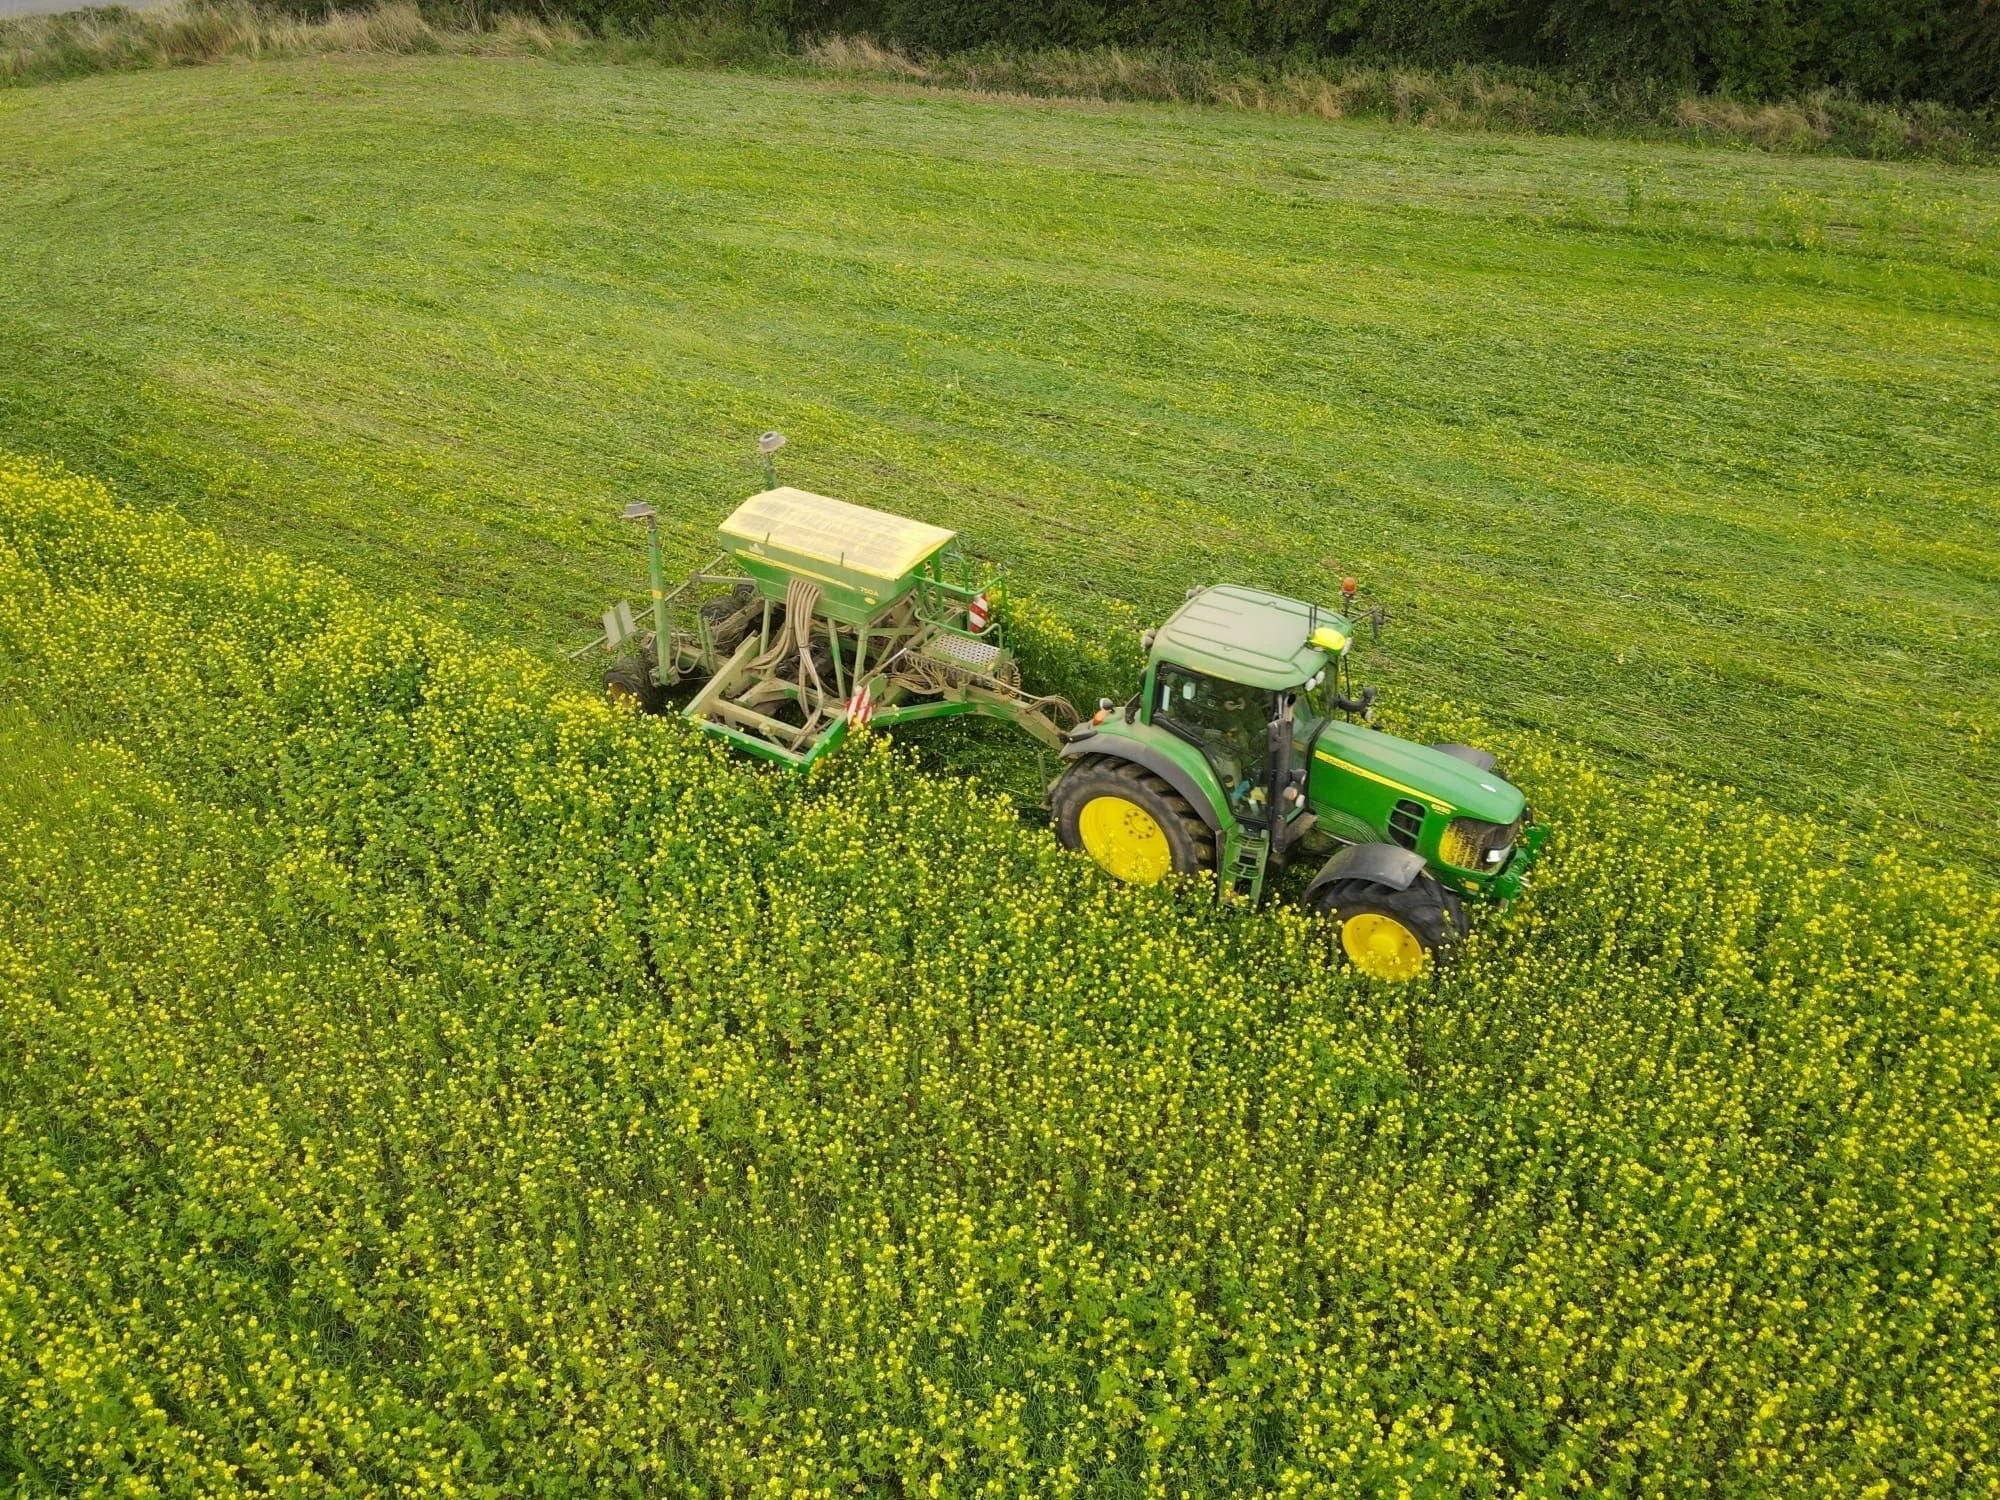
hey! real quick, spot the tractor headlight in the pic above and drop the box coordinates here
[1439,816,1521,872]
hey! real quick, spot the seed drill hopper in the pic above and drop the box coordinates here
[585,457,1076,767]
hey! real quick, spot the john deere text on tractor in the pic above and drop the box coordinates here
[586,437,1546,978]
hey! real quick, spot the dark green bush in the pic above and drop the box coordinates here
[513,0,1996,105]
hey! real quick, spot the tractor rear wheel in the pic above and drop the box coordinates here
[604,655,664,714]
[1311,875,1466,981]
[1051,759,1214,885]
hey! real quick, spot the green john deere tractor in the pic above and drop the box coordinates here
[586,435,1546,979]
[1048,583,1545,979]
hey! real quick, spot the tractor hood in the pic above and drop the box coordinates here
[1312,719,1524,824]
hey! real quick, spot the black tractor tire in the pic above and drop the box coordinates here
[1311,874,1466,981]
[700,584,758,654]
[604,655,664,714]
[1051,758,1214,885]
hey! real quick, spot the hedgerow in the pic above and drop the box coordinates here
[1,450,1995,1495]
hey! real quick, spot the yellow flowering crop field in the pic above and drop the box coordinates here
[2,451,1996,1495]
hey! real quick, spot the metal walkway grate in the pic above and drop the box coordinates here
[923,633,1004,671]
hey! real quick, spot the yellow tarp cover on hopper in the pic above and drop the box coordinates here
[719,487,956,582]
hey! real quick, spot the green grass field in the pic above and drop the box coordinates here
[2,56,1997,849]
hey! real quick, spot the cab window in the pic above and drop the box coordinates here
[1154,665,1274,812]
[1294,677,1334,760]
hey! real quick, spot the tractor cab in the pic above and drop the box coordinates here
[1148,662,1278,818]
[1140,585,1352,834]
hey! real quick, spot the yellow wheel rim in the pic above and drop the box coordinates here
[1077,795,1175,884]
[1341,911,1428,981]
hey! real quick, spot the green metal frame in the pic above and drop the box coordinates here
[595,500,1070,770]
[911,545,1009,650]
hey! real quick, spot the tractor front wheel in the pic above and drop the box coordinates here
[1052,759,1214,886]
[1312,875,1466,981]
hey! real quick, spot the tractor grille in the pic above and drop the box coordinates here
[1387,798,1427,850]
[1439,814,1523,871]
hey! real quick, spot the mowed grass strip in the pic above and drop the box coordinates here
[1,57,1995,846]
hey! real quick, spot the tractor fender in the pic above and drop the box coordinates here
[1060,735,1223,834]
[1305,841,1428,902]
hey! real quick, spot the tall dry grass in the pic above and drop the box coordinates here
[4,2,1994,164]
[0,0,779,82]
[0,0,579,80]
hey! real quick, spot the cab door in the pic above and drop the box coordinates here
[1152,664,1276,822]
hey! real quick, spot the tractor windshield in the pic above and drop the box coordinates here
[1154,664,1276,816]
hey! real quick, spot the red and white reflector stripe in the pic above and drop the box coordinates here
[846,680,874,730]
[967,593,990,633]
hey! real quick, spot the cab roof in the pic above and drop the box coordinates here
[1152,585,1349,691]
[719,487,956,583]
